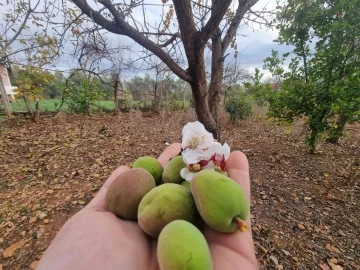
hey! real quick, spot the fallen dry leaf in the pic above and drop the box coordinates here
[29,260,39,270]
[319,263,330,270]
[3,240,26,258]
[298,223,306,230]
[36,228,45,239]
[29,217,37,224]
[270,255,279,265]
[328,262,343,270]
[326,244,341,254]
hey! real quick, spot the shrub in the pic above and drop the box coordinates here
[225,87,252,123]
[66,79,101,114]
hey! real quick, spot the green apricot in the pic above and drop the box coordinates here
[105,168,155,220]
[138,183,197,237]
[162,156,186,184]
[191,170,249,233]
[214,168,228,177]
[157,220,213,270]
[180,180,191,189]
[132,156,163,184]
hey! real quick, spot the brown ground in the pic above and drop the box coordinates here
[0,109,359,270]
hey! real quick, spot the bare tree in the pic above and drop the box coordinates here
[0,0,63,118]
[223,59,251,103]
[69,0,263,139]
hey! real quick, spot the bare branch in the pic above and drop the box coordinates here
[0,0,41,63]
[172,0,197,54]
[158,34,180,47]
[221,0,259,55]
[201,0,233,41]
[72,0,192,83]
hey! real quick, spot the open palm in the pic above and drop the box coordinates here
[37,144,258,270]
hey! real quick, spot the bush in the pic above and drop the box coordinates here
[225,87,252,123]
[164,100,182,111]
[66,79,101,114]
[117,99,132,112]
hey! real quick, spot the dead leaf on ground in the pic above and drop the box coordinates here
[328,261,343,270]
[326,244,341,254]
[270,255,279,265]
[3,240,26,258]
[320,263,330,270]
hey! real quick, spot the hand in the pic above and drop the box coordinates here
[37,143,258,270]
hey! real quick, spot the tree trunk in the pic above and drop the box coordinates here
[23,94,34,116]
[154,80,159,112]
[113,74,119,113]
[208,29,224,138]
[190,77,219,139]
[0,75,13,119]
[32,99,40,122]
[182,89,185,109]
[326,114,347,143]
[186,35,220,140]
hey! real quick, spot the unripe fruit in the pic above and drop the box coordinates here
[105,168,155,220]
[133,156,163,184]
[180,180,190,189]
[191,170,249,233]
[162,156,186,184]
[157,220,213,270]
[138,183,197,237]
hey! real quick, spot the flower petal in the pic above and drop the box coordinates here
[180,167,197,182]
[206,142,231,161]
[182,121,214,150]
[182,148,211,165]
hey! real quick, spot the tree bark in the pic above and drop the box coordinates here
[0,75,13,119]
[208,28,224,137]
[113,73,119,113]
[23,94,34,116]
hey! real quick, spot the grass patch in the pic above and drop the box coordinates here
[9,99,190,113]
[10,99,64,112]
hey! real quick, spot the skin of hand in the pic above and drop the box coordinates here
[37,143,258,270]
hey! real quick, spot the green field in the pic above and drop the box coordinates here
[10,99,116,112]
[8,99,189,113]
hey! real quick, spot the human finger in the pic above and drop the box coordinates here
[226,151,251,200]
[157,143,182,167]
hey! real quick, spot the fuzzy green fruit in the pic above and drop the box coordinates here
[133,156,163,184]
[162,156,186,184]
[138,183,197,237]
[214,168,228,177]
[180,180,190,189]
[191,170,249,233]
[157,220,213,270]
[105,168,155,220]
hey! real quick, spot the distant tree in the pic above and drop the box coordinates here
[223,60,251,103]
[264,0,360,153]
[43,71,65,99]
[244,68,274,106]
[0,0,60,118]
[12,65,55,115]
[0,0,60,67]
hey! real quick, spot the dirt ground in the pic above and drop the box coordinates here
[0,109,359,270]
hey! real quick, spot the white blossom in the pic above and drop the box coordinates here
[180,166,214,182]
[180,121,231,182]
[180,167,197,181]
[182,121,214,150]
[207,142,231,163]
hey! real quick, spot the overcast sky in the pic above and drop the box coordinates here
[1,0,292,80]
